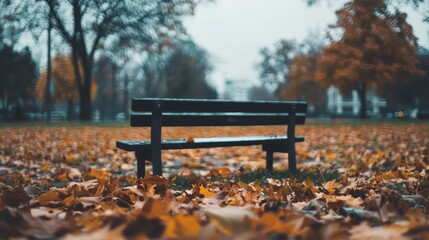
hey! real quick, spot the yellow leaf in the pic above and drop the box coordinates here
[37,190,61,206]
[63,195,75,207]
[162,214,201,238]
[40,164,49,172]
[142,198,170,219]
[199,185,215,198]
[323,180,340,194]
[88,168,110,182]
[182,161,205,168]
[57,172,68,181]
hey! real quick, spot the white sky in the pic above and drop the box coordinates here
[183,0,429,92]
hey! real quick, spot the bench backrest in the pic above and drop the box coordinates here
[130,98,307,127]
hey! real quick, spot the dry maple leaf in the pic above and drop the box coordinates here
[205,206,256,234]
[199,185,215,198]
[182,161,205,168]
[349,221,409,240]
[73,196,101,210]
[61,225,126,240]
[323,195,364,209]
[141,197,171,219]
[161,214,202,238]
[322,179,340,195]
[37,190,61,206]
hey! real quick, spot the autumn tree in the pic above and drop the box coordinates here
[316,0,421,118]
[36,53,95,120]
[281,34,327,114]
[2,0,206,120]
[258,34,327,113]
[304,0,429,22]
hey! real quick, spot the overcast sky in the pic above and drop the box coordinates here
[183,0,429,92]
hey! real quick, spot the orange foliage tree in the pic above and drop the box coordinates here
[316,0,421,118]
[281,38,327,114]
[36,54,95,120]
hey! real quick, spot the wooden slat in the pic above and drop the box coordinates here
[116,135,305,152]
[132,98,307,113]
[130,113,306,127]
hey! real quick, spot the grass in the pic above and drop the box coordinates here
[235,168,339,184]
[169,168,340,191]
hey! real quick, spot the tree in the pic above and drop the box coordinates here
[258,40,297,90]
[282,53,327,114]
[247,85,277,101]
[141,40,217,99]
[378,48,429,109]
[280,34,327,114]
[93,55,118,120]
[36,53,96,120]
[258,33,327,113]
[163,40,217,99]
[2,0,206,120]
[315,0,421,118]
[0,45,37,120]
[140,52,169,98]
[304,0,429,22]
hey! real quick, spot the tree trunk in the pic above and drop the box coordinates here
[79,76,92,121]
[123,74,129,119]
[358,84,367,119]
[67,99,74,120]
[77,53,93,121]
[110,64,117,120]
[45,9,52,123]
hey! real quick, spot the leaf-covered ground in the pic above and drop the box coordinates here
[0,123,428,239]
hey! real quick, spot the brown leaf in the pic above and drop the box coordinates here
[206,206,255,234]
[161,214,202,238]
[349,221,408,240]
[0,186,29,209]
[74,196,101,210]
[61,225,126,240]
[37,190,61,206]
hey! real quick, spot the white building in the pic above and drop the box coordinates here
[327,86,386,117]
[223,79,252,101]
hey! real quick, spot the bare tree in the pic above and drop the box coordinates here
[2,0,206,120]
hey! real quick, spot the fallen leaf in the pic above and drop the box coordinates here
[206,206,255,234]
[199,185,215,198]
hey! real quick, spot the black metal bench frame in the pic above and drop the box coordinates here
[116,98,307,178]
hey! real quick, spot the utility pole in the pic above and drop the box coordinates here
[45,7,52,122]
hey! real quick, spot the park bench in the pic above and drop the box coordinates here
[116,98,307,178]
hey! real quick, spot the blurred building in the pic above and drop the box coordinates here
[327,86,387,117]
[223,79,252,101]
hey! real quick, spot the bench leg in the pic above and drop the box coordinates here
[151,107,163,176]
[135,151,146,178]
[288,145,297,172]
[266,150,273,173]
[151,150,162,176]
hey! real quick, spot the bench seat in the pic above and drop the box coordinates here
[117,135,305,152]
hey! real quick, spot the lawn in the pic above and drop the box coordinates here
[1,122,428,239]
